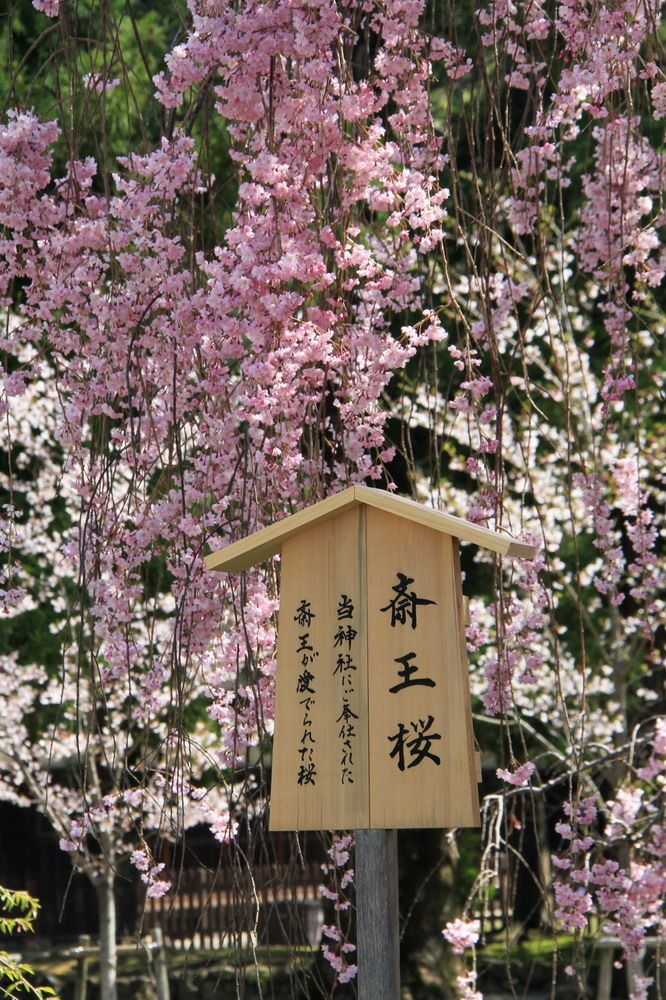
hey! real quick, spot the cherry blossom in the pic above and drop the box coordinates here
[2,0,666,995]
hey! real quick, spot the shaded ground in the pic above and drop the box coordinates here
[7,943,329,1000]
[10,932,666,1000]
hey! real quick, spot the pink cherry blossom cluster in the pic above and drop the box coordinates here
[475,545,548,717]
[574,469,626,603]
[6,0,666,992]
[378,0,666,988]
[442,917,481,954]
[477,0,548,91]
[496,760,535,786]
[612,456,660,626]
[1,0,450,730]
[442,918,482,1000]
[574,459,660,624]
[3,2,461,985]
[455,969,484,1000]
[552,722,666,958]
[130,849,172,900]
[319,834,356,985]
[0,504,25,614]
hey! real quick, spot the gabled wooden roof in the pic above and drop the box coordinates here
[204,486,535,573]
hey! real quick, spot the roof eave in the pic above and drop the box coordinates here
[204,485,536,573]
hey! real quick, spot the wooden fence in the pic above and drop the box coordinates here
[142,862,324,949]
[0,803,327,947]
[65,929,170,1000]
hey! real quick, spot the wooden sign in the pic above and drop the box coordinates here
[204,486,534,831]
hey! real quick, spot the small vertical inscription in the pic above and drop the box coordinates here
[271,506,375,831]
[295,600,319,786]
[333,593,359,785]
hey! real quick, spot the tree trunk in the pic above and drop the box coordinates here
[95,866,118,1000]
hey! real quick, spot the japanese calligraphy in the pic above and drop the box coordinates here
[388,715,442,771]
[297,763,316,785]
[381,571,441,774]
[294,599,316,628]
[334,653,356,692]
[337,594,354,620]
[296,668,315,693]
[336,701,359,723]
[380,572,436,629]
[294,599,318,786]
[333,592,359,785]
[389,651,436,693]
[333,624,358,649]
[296,632,318,665]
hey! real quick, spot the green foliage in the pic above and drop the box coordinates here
[1,0,185,166]
[1,0,237,242]
[0,887,58,999]
[0,887,39,937]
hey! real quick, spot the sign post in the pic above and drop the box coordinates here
[356,828,400,1000]
[204,486,534,992]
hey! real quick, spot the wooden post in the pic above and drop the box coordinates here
[596,944,613,1000]
[356,829,400,1000]
[74,934,90,1000]
[151,927,171,1000]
